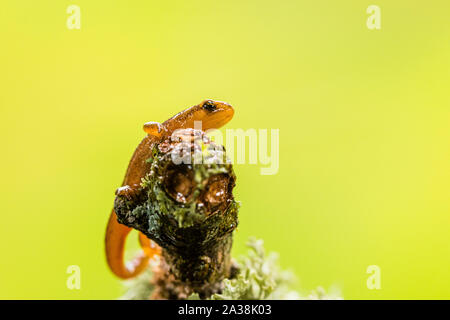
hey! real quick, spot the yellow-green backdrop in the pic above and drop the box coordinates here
[0,1,449,299]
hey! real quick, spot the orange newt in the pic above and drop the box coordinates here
[105,100,234,279]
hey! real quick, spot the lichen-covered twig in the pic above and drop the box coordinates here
[114,129,239,299]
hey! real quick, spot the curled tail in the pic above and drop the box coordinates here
[105,209,160,279]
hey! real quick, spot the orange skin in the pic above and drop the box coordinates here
[105,100,234,279]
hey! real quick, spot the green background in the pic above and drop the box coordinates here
[0,1,449,299]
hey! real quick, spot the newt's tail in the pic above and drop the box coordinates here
[105,209,160,279]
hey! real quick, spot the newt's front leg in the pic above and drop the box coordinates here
[105,185,160,279]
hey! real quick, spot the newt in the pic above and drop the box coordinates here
[105,100,234,279]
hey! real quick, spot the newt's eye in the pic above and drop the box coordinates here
[202,101,216,111]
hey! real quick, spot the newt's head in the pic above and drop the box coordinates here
[197,100,234,130]
[146,100,234,137]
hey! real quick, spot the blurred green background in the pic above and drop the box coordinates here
[0,1,449,299]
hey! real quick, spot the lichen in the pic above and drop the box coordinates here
[120,238,343,300]
[119,267,154,300]
[193,237,300,300]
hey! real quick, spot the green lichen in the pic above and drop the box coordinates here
[195,237,300,300]
[205,238,342,300]
[120,238,342,300]
[119,267,154,300]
